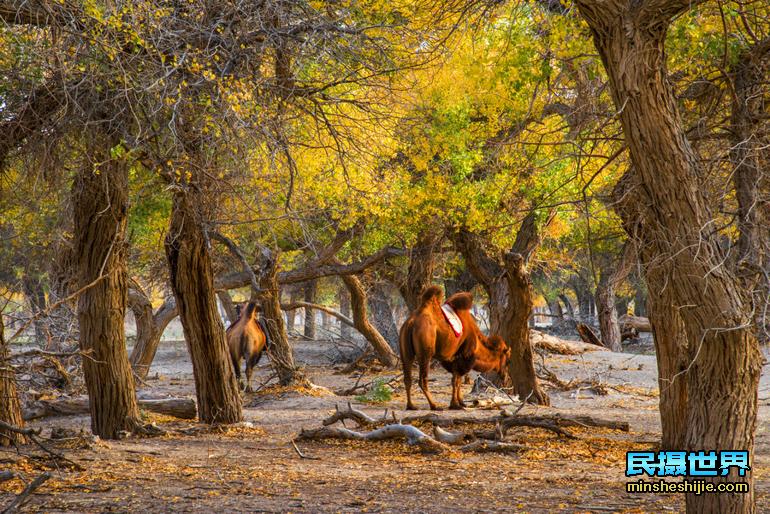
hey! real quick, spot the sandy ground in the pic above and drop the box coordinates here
[2,336,769,513]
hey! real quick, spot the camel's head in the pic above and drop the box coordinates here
[485,335,512,373]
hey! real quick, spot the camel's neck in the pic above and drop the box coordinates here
[472,340,502,373]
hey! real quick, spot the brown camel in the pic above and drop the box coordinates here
[226,302,268,392]
[399,286,511,410]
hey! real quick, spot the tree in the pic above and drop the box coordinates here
[453,212,550,405]
[72,134,141,438]
[341,273,399,367]
[575,1,763,511]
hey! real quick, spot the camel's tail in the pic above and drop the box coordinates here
[399,319,415,365]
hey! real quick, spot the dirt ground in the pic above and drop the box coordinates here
[2,336,769,513]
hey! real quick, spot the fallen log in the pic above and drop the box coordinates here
[432,426,473,445]
[619,314,652,333]
[0,471,14,483]
[23,397,197,421]
[298,424,449,453]
[530,330,600,355]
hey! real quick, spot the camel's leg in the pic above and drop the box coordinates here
[230,351,243,390]
[449,373,464,410]
[402,349,417,410]
[244,351,263,393]
[418,357,441,411]
[456,374,468,408]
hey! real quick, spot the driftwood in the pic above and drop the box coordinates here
[1,472,50,514]
[299,424,449,453]
[23,397,197,421]
[530,330,600,355]
[576,323,604,348]
[0,471,14,483]
[500,417,576,439]
[322,403,379,427]
[619,314,652,333]
[432,426,473,445]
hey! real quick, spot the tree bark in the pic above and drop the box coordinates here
[399,232,438,311]
[256,248,306,386]
[72,143,141,438]
[303,280,317,340]
[576,3,762,510]
[341,274,398,367]
[367,281,399,351]
[165,190,242,424]
[0,313,26,446]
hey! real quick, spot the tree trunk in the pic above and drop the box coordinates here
[303,280,317,340]
[577,4,763,510]
[165,191,242,424]
[453,226,548,405]
[730,41,770,344]
[257,248,306,386]
[338,286,352,339]
[367,282,399,351]
[72,145,141,438]
[217,290,238,325]
[444,269,478,297]
[341,274,398,367]
[128,290,177,381]
[47,237,78,351]
[399,232,437,311]
[596,243,634,352]
[0,313,26,446]
[499,253,549,405]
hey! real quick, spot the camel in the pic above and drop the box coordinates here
[226,302,268,392]
[399,286,511,410]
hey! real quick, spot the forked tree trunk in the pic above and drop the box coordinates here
[576,3,763,510]
[165,191,241,424]
[0,313,26,446]
[257,249,306,386]
[128,291,177,381]
[303,280,317,340]
[367,282,399,351]
[453,222,548,406]
[73,146,141,438]
[341,274,398,367]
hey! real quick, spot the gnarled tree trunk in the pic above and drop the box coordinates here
[576,3,763,510]
[0,313,26,446]
[453,215,549,405]
[165,190,241,424]
[73,143,140,438]
[596,242,635,352]
[341,274,398,367]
